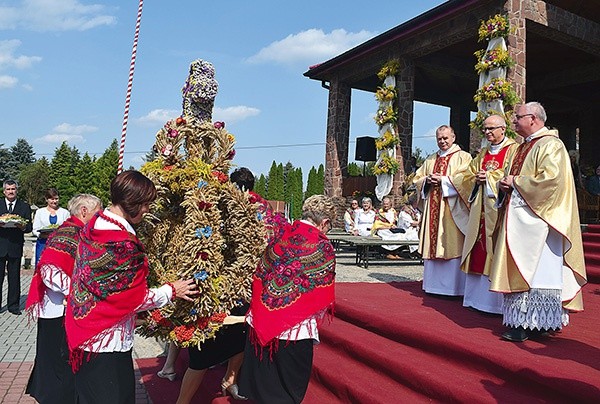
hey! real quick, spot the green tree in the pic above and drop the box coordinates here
[93,139,119,205]
[315,164,325,194]
[305,166,317,199]
[74,153,97,195]
[18,157,50,206]
[8,138,36,180]
[50,142,78,202]
[347,162,363,176]
[254,174,267,198]
[266,161,284,201]
[0,144,11,181]
[289,167,303,219]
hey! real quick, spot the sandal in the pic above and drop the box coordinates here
[157,370,177,381]
[221,379,248,400]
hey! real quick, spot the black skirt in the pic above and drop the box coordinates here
[238,333,314,404]
[74,350,135,404]
[26,316,76,404]
[188,304,249,370]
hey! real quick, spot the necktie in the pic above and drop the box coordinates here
[8,202,13,213]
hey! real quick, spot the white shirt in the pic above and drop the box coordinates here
[39,263,71,318]
[87,208,173,353]
[32,207,70,237]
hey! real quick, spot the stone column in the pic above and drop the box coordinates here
[393,59,415,205]
[324,78,351,198]
[505,0,526,102]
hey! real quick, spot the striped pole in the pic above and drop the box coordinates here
[118,0,144,174]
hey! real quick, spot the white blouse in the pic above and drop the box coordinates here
[32,207,70,237]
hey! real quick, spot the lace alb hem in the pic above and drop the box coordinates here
[502,288,569,330]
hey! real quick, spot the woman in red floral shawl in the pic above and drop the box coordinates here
[238,194,337,403]
[64,170,198,404]
[25,194,102,404]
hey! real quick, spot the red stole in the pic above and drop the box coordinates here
[468,145,511,274]
[428,151,458,258]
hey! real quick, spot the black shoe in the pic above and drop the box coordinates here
[502,326,528,342]
[9,310,22,316]
[528,328,551,339]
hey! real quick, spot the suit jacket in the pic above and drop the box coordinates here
[0,199,33,257]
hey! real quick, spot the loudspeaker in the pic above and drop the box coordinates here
[355,136,376,162]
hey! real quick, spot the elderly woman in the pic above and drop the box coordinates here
[398,193,421,258]
[25,194,103,404]
[371,196,406,259]
[353,197,376,236]
[32,188,70,266]
[64,170,198,403]
[343,199,359,233]
[238,195,336,403]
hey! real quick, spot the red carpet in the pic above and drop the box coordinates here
[138,280,600,403]
[583,224,600,283]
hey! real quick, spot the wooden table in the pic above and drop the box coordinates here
[327,233,420,268]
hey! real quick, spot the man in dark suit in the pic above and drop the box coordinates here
[0,180,32,315]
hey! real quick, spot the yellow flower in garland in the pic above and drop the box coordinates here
[474,48,514,74]
[375,85,397,102]
[374,106,398,127]
[478,14,511,42]
[474,78,520,107]
[373,153,400,175]
[375,130,399,150]
[377,59,401,81]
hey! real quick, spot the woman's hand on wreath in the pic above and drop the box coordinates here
[171,279,199,301]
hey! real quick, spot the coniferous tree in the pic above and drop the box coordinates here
[93,139,119,205]
[316,164,325,194]
[283,162,294,206]
[290,167,303,219]
[305,166,317,199]
[266,161,284,201]
[18,157,50,206]
[8,139,36,180]
[347,162,362,176]
[74,153,97,195]
[254,174,267,198]
[50,142,78,202]
[0,144,10,181]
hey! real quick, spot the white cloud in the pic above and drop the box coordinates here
[213,106,260,124]
[246,28,376,65]
[0,40,42,70]
[35,123,98,144]
[0,75,18,88]
[0,0,116,31]
[137,109,180,125]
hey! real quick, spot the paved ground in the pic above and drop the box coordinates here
[0,246,423,403]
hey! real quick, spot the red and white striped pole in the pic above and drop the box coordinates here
[118,0,144,174]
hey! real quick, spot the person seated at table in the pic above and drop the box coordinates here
[352,197,375,236]
[398,193,421,259]
[343,199,359,233]
[371,196,406,260]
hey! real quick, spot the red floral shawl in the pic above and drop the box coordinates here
[65,212,149,368]
[25,215,84,320]
[250,220,336,348]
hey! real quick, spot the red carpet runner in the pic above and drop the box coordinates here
[138,227,600,403]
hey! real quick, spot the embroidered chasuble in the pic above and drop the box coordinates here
[489,129,587,311]
[454,139,517,276]
[413,144,471,260]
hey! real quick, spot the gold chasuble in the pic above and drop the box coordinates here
[413,144,471,260]
[489,129,587,311]
[454,138,517,276]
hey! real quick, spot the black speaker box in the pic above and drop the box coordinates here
[355,136,377,162]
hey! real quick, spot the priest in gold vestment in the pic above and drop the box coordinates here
[454,115,517,314]
[491,102,587,342]
[413,125,471,296]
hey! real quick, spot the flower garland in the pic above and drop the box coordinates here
[473,78,519,105]
[374,105,398,127]
[375,85,397,102]
[376,59,400,81]
[137,60,267,347]
[375,129,399,150]
[372,153,400,176]
[474,48,514,74]
[478,14,511,42]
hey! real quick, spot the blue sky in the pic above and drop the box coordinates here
[0,0,449,179]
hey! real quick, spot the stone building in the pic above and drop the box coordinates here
[304,0,600,202]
